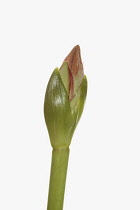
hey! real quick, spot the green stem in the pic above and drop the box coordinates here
[47,148,70,210]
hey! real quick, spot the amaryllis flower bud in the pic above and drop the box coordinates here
[44,45,87,149]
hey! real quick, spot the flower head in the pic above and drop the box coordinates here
[44,45,87,149]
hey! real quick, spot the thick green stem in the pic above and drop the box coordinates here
[47,148,70,210]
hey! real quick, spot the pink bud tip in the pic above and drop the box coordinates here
[64,45,84,100]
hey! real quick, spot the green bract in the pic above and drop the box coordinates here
[44,68,87,149]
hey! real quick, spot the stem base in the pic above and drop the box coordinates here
[47,148,69,210]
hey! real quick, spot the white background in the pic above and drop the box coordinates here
[0,0,140,209]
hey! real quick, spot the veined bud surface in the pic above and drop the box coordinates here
[44,45,87,149]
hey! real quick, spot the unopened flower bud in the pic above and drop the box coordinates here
[44,46,87,149]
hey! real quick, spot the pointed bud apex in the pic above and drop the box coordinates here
[60,45,84,100]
